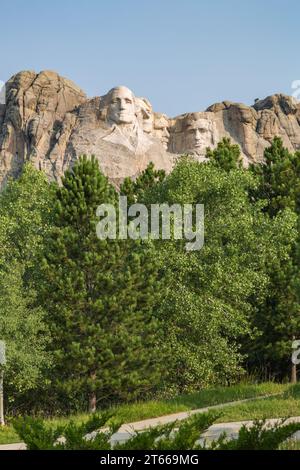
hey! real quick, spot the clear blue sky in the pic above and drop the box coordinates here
[1,0,299,116]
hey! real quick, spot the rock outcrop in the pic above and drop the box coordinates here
[0,70,86,185]
[206,94,300,164]
[1,69,300,188]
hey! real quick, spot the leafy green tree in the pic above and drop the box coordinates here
[142,157,295,391]
[42,156,165,412]
[0,163,54,270]
[0,263,50,395]
[0,164,53,397]
[206,138,242,171]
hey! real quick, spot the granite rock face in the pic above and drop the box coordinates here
[206,94,300,164]
[1,70,300,188]
[0,70,86,185]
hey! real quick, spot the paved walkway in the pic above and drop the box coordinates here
[110,393,281,443]
[200,416,300,443]
[0,393,282,450]
[119,393,280,432]
[0,442,26,450]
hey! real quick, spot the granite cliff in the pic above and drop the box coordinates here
[1,70,300,187]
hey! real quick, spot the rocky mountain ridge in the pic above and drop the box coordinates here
[1,70,299,187]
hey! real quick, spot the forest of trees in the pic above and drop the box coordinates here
[0,137,300,414]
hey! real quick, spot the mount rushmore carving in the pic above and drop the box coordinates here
[1,69,300,188]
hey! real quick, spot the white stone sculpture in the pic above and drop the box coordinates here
[153,113,170,150]
[171,112,218,158]
[99,86,152,154]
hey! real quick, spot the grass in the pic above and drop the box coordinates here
[42,381,287,430]
[280,439,300,450]
[105,381,288,424]
[0,426,20,445]
[215,383,300,423]
[0,381,288,445]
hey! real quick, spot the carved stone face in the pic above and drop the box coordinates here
[184,117,214,155]
[137,97,153,133]
[107,86,135,125]
[143,115,154,133]
[154,114,170,149]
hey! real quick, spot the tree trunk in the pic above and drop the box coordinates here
[88,371,97,413]
[291,363,297,384]
[89,391,97,413]
[291,335,298,383]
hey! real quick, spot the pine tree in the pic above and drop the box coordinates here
[250,136,297,216]
[42,156,165,412]
[120,162,166,204]
[206,138,242,171]
[248,138,300,378]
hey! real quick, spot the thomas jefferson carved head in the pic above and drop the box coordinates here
[154,113,170,149]
[136,97,154,133]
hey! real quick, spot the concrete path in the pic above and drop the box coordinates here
[119,393,280,432]
[109,393,299,444]
[0,442,26,450]
[0,392,288,449]
[200,416,300,443]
